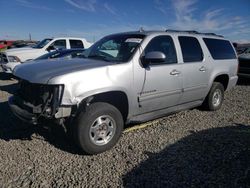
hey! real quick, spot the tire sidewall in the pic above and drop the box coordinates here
[208,82,224,111]
[74,102,124,154]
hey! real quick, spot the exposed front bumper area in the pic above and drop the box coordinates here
[8,79,68,124]
[9,96,38,124]
[9,96,72,124]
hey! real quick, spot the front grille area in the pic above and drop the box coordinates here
[0,53,8,64]
[18,80,54,106]
[15,79,63,117]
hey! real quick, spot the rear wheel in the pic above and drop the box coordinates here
[73,102,124,155]
[203,82,224,111]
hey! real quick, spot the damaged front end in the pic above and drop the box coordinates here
[8,79,65,124]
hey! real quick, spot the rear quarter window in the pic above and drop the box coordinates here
[203,38,236,60]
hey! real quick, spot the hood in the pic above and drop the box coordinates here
[13,58,113,84]
[5,47,41,56]
[5,47,43,62]
[6,47,33,53]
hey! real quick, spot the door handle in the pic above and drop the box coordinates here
[170,69,180,75]
[199,66,206,72]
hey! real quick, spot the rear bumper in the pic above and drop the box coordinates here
[8,96,38,124]
[227,75,238,90]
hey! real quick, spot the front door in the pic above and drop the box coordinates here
[138,35,182,114]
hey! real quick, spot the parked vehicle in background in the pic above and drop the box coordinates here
[7,40,38,49]
[234,43,250,55]
[9,30,238,154]
[35,49,85,61]
[238,47,250,78]
[0,40,14,51]
[0,37,92,73]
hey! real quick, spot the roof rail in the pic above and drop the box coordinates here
[165,29,199,34]
[200,32,224,38]
[165,29,224,38]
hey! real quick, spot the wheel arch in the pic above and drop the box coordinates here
[78,90,129,122]
[213,74,229,91]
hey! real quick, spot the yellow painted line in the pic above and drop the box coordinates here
[124,124,149,133]
[124,120,160,133]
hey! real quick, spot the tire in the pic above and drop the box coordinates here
[73,102,124,155]
[203,82,224,111]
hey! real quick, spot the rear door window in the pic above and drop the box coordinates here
[179,36,203,62]
[70,40,84,49]
[203,38,237,59]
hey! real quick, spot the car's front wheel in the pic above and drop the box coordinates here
[73,102,124,155]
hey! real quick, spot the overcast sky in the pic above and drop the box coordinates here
[0,0,249,43]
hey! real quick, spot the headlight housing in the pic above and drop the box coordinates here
[8,55,21,62]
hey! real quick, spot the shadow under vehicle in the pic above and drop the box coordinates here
[123,124,250,187]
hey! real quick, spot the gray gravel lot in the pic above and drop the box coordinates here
[0,69,249,187]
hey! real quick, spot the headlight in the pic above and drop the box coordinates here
[8,55,21,62]
[57,84,64,104]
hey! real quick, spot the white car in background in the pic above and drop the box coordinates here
[0,37,92,73]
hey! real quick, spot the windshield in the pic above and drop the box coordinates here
[84,34,145,62]
[33,38,52,49]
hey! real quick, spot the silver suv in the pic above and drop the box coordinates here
[9,30,238,154]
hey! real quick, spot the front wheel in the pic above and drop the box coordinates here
[73,102,124,155]
[203,82,224,111]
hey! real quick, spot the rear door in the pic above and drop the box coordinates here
[178,36,210,103]
[138,35,182,113]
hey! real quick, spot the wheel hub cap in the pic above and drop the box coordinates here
[89,115,116,146]
[212,89,222,107]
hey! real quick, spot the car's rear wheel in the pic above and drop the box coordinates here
[203,82,224,111]
[73,102,124,155]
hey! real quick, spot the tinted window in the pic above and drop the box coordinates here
[70,40,84,49]
[51,40,66,50]
[144,36,177,64]
[179,36,203,62]
[203,38,237,59]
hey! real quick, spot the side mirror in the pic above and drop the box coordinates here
[47,45,55,52]
[141,51,166,67]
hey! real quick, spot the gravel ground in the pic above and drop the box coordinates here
[0,69,249,187]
